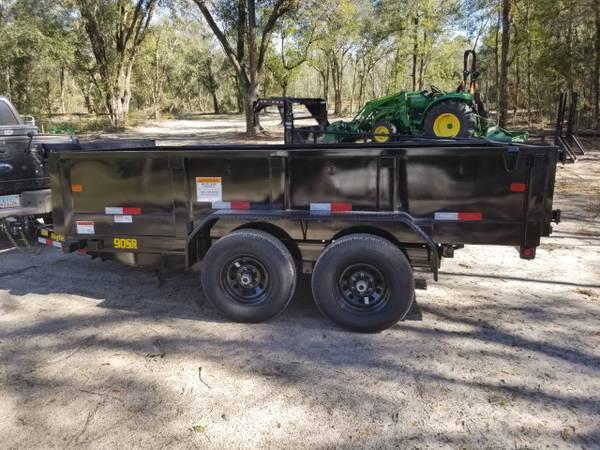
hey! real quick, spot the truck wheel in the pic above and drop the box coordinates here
[201,229,296,323]
[423,100,475,138]
[311,234,414,332]
[371,120,397,143]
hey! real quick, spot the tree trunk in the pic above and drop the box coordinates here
[349,57,357,114]
[411,16,419,92]
[566,0,574,95]
[391,44,400,93]
[320,64,329,102]
[59,66,66,114]
[513,54,520,120]
[108,63,133,129]
[45,78,51,113]
[526,0,532,127]
[4,70,12,101]
[418,30,428,90]
[211,91,220,114]
[232,74,243,113]
[595,0,600,128]
[330,55,343,115]
[77,0,157,129]
[498,0,511,128]
[281,76,289,97]
[242,78,259,135]
[495,11,501,119]
[153,41,161,120]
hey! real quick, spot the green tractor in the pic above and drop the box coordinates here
[325,50,527,143]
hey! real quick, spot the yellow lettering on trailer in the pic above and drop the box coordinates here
[113,238,138,250]
[51,233,65,242]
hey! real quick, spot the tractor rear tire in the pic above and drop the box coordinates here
[371,120,397,143]
[423,100,476,138]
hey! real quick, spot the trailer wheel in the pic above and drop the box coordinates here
[371,120,397,143]
[423,100,475,138]
[311,234,414,332]
[201,229,296,323]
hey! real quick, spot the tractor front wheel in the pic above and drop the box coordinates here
[371,120,397,143]
[423,101,475,138]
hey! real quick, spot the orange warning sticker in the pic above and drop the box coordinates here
[196,177,221,183]
[71,184,83,192]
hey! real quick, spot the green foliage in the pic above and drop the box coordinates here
[0,0,593,129]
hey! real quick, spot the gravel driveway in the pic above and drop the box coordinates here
[0,134,598,449]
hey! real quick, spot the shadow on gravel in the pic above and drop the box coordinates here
[2,255,599,381]
[440,271,600,289]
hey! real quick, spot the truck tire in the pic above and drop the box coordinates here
[311,234,414,332]
[201,229,297,323]
[371,120,397,143]
[423,100,475,138]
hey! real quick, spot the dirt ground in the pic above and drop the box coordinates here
[1,119,599,449]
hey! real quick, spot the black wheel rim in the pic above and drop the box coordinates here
[221,255,270,305]
[337,263,389,313]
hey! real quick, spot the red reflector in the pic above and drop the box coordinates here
[457,212,482,221]
[230,201,251,209]
[331,203,352,212]
[523,248,534,258]
[123,207,141,215]
[510,183,527,193]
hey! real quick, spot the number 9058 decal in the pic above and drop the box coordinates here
[113,238,138,250]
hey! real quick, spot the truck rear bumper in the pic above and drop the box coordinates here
[0,189,51,219]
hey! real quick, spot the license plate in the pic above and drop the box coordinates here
[0,194,20,209]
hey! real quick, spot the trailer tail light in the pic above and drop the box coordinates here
[310,203,352,214]
[521,247,536,259]
[434,212,482,221]
[510,182,527,193]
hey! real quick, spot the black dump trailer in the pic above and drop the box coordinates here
[40,139,560,332]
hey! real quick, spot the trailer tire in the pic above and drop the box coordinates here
[311,234,414,332]
[423,100,475,138]
[201,229,296,323]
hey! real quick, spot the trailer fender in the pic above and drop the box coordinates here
[186,210,439,280]
[330,223,439,280]
[186,213,301,270]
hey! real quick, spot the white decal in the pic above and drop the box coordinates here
[114,215,133,223]
[196,177,222,202]
[76,220,95,234]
